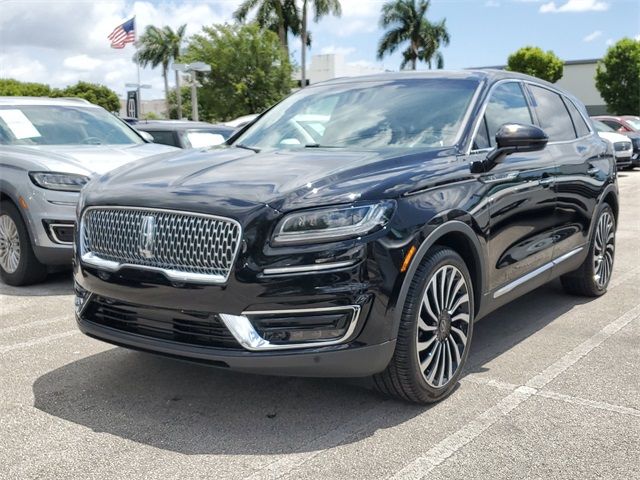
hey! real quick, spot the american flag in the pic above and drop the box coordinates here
[108,17,136,49]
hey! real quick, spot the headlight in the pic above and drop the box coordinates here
[273,201,395,245]
[29,172,90,192]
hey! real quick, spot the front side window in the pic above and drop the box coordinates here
[0,106,143,146]
[474,82,533,149]
[235,78,480,151]
[528,85,576,142]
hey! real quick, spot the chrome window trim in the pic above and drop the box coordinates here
[80,206,242,285]
[262,260,358,276]
[465,78,595,156]
[493,246,584,298]
[219,305,361,351]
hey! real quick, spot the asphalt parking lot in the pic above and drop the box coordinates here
[2,172,639,480]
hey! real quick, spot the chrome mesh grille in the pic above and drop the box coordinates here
[81,207,241,282]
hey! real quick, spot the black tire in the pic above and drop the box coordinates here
[561,203,615,297]
[373,246,474,404]
[0,200,47,286]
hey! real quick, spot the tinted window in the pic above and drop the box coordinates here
[528,85,576,142]
[475,82,532,149]
[146,130,179,147]
[601,120,622,130]
[565,99,590,137]
[236,78,479,150]
[0,106,143,146]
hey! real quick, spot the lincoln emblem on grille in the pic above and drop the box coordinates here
[138,215,156,259]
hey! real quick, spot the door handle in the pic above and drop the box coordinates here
[539,177,555,187]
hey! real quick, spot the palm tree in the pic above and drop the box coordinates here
[233,0,299,56]
[377,0,450,71]
[134,24,187,118]
[163,25,187,119]
[300,0,342,88]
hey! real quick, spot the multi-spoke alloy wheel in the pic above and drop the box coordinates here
[417,265,470,388]
[373,246,474,404]
[0,213,21,274]
[593,210,615,289]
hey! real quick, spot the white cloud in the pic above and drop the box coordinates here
[606,38,615,46]
[583,30,602,42]
[635,34,640,41]
[540,0,609,13]
[0,55,47,81]
[63,55,104,71]
[320,46,356,56]
[485,0,501,7]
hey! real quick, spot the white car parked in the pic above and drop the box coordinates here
[592,119,633,169]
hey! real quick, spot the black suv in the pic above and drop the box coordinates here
[74,71,617,404]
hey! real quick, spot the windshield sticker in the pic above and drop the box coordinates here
[0,109,42,139]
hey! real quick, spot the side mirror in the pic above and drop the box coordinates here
[472,123,548,173]
[138,130,155,143]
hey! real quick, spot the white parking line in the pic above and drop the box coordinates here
[0,316,71,336]
[391,303,640,480]
[463,376,640,418]
[0,330,79,354]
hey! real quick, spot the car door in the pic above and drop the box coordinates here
[469,81,558,293]
[526,85,608,262]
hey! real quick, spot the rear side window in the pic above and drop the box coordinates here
[528,85,576,142]
[564,99,591,137]
[147,130,179,147]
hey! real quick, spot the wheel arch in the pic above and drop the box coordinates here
[391,221,486,336]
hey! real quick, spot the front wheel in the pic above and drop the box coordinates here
[373,246,474,404]
[0,201,47,286]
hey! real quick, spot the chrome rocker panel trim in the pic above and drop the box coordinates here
[220,305,361,351]
[493,246,584,299]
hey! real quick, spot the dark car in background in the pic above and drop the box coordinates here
[74,71,618,404]
[135,120,235,149]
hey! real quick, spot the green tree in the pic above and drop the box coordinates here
[596,38,640,115]
[59,82,120,111]
[168,86,193,120]
[183,23,292,121]
[506,46,563,83]
[135,24,187,116]
[233,0,300,56]
[0,79,52,96]
[300,1,341,88]
[377,0,450,70]
[163,25,187,119]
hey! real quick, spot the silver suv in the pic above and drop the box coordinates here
[0,97,179,285]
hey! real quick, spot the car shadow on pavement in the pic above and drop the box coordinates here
[0,270,72,297]
[31,280,593,455]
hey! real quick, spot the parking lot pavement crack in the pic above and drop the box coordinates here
[389,302,640,480]
[0,330,79,354]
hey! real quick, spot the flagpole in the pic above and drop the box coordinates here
[134,16,142,119]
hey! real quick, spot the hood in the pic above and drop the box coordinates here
[597,131,631,144]
[8,143,179,176]
[83,145,467,218]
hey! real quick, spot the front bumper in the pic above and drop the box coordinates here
[22,185,78,265]
[76,313,396,377]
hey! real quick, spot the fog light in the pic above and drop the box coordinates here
[251,311,352,345]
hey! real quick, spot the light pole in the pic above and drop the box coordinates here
[125,83,151,118]
[173,62,211,122]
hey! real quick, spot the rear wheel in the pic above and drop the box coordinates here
[561,204,615,297]
[0,201,47,286]
[373,246,474,404]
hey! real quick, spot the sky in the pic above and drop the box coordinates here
[1,0,639,99]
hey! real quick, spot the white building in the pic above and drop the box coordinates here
[296,53,386,86]
[555,59,606,115]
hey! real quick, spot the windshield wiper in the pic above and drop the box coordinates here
[235,143,260,153]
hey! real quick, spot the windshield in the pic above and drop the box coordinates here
[0,105,144,146]
[235,78,479,151]
[593,120,615,133]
